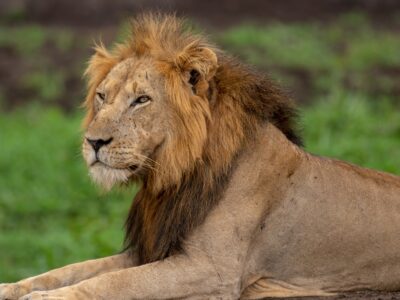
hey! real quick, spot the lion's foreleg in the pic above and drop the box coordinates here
[19,251,241,300]
[0,252,137,300]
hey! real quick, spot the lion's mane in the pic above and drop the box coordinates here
[84,13,302,264]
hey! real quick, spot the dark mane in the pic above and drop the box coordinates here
[216,56,302,146]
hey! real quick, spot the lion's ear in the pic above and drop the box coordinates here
[177,46,218,96]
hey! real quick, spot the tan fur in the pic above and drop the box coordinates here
[2,13,400,300]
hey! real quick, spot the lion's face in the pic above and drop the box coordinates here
[82,56,172,189]
[83,17,220,191]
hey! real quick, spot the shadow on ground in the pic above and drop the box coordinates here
[264,291,400,299]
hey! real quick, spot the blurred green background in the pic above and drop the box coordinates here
[0,1,399,282]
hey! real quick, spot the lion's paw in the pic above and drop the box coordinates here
[19,288,78,300]
[18,291,49,300]
[0,283,31,300]
[18,292,46,300]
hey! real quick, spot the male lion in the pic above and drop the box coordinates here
[1,13,400,300]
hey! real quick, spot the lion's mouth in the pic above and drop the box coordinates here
[90,160,140,173]
[129,165,139,172]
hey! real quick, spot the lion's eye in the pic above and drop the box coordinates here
[132,95,151,106]
[96,92,105,101]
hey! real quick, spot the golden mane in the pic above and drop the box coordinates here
[83,13,301,263]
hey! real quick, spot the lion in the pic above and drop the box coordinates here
[1,13,400,300]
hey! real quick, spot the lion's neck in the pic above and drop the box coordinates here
[125,143,240,264]
[124,123,302,264]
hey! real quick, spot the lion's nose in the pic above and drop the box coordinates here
[86,137,113,152]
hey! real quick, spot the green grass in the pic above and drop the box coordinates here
[21,71,66,103]
[1,94,399,282]
[0,26,47,57]
[220,14,400,71]
[0,25,74,57]
[302,92,400,175]
[0,107,135,282]
[0,24,82,108]
[219,13,400,96]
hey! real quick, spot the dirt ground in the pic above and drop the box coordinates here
[274,291,400,299]
[2,0,400,27]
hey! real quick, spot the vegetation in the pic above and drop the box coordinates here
[219,13,400,102]
[0,25,74,56]
[302,92,400,174]
[0,14,399,282]
[0,108,134,281]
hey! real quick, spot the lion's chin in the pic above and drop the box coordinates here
[89,163,132,191]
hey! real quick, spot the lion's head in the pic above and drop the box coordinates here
[82,14,218,191]
[82,13,301,263]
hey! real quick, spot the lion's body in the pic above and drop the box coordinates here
[1,13,400,300]
[235,128,400,297]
